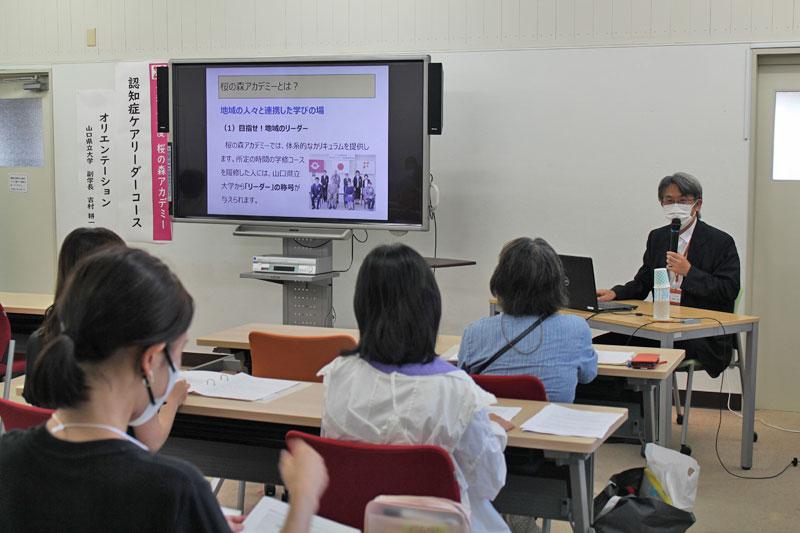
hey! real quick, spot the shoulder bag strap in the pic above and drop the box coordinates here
[461,315,546,375]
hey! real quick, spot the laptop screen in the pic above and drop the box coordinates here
[558,255,600,312]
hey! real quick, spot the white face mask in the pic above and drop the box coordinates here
[662,202,696,228]
[129,350,179,427]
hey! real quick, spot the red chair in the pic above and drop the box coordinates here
[0,398,53,431]
[470,374,548,401]
[0,303,26,380]
[286,430,461,530]
[471,373,550,531]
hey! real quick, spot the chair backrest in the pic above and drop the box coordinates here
[0,398,53,431]
[286,430,461,530]
[470,374,548,401]
[248,332,357,382]
[0,302,11,365]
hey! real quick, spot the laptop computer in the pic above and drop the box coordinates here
[559,255,637,313]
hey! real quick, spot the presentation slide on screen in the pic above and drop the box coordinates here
[206,65,389,220]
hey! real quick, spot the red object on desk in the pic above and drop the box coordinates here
[630,353,661,369]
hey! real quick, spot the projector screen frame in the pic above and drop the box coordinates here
[168,54,431,232]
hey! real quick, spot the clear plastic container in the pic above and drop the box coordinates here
[653,288,670,320]
[653,268,670,320]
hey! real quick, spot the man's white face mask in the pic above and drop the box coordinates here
[663,202,696,228]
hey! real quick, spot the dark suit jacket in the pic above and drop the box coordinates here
[612,219,740,377]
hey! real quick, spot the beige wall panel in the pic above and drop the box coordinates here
[380,0,399,48]
[483,0,502,45]
[518,0,538,41]
[178,0,197,53]
[398,0,416,46]
[773,0,795,33]
[690,0,711,38]
[500,0,520,41]
[556,0,575,41]
[3,1,800,63]
[631,0,652,38]
[670,0,692,40]
[537,0,557,41]
[465,0,483,42]
[651,0,671,38]
[596,0,614,40]
[612,0,632,39]
[710,0,732,38]
[300,0,319,50]
[751,0,774,37]
[332,0,350,48]
[573,0,594,39]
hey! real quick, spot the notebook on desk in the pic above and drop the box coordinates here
[559,255,637,313]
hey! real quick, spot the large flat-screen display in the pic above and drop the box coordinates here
[170,56,429,231]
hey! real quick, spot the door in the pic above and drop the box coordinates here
[750,54,800,411]
[0,71,56,293]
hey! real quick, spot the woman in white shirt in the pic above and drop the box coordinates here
[319,243,511,532]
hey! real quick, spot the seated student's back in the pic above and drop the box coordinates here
[0,247,228,532]
[460,313,595,403]
[319,244,511,533]
[23,226,125,406]
[458,238,597,403]
[1,426,226,532]
[0,247,328,533]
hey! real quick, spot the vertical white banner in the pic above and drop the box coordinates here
[114,62,155,243]
[76,90,118,229]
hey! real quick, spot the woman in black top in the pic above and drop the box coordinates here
[0,247,328,532]
[22,227,188,453]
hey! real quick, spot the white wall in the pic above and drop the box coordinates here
[46,43,751,396]
[2,0,773,396]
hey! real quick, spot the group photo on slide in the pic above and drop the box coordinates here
[309,156,377,212]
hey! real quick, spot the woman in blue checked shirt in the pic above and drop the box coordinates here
[459,237,597,403]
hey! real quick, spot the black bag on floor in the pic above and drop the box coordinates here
[593,468,695,533]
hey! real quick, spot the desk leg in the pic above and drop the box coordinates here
[657,377,672,448]
[545,451,595,533]
[641,382,657,444]
[741,323,758,470]
[568,455,594,533]
[658,334,674,448]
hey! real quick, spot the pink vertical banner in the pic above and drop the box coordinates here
[149,63,172,241]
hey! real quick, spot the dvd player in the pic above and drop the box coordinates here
[252,255,332,275]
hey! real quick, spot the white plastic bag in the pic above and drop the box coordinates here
[644,443,700,512]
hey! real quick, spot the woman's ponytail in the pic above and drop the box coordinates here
[28,332,87,409]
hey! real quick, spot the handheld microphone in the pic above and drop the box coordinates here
[669,218,681,253]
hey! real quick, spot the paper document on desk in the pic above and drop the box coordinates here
[243,496,358,533]
[487,406,522,421]
[442,343,460,363]
[521,404,623,439]
[596,350,635,366]
[182,371,300,401]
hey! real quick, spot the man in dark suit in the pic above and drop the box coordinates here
[320,173,329,206]
[596,172,740,377]
[310,177,322,209]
